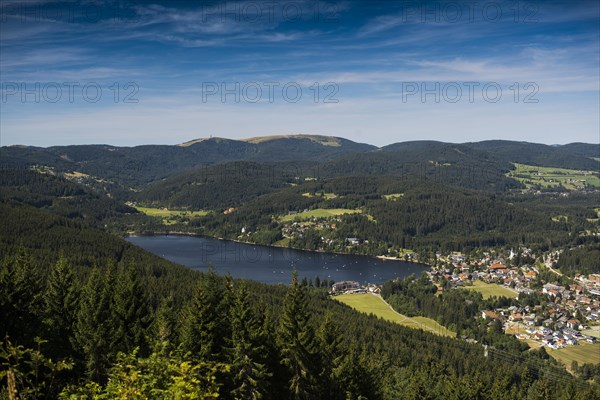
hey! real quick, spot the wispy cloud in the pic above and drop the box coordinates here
[1,0,598,146]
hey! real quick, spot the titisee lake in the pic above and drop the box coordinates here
[127,235,429,285]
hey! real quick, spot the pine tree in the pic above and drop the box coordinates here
[111,262,152,356]
[229,283,271,400]
[42,254,79,358]
[488,374,512,400]
[73,264,116,380]
[317,312,344,399]
[527,378,552,400]
[152,295,176,352]
[332,344,373,400]
[405,369,433,400]
[558,382,578,400]
[0,246,42,345]
[179,271,228,361]
[277,270,319,400]
[179,280,213,360]
[260,309,289,400]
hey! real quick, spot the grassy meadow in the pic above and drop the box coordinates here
[508,163,600,190]
[135,206,209,225]
[281,208,362,222]
[462,280,518,299]
[335,293,454,337]
[548,342,600,371]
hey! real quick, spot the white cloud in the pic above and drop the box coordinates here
[2,89,598,147]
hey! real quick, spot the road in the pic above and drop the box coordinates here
[544,256,563,276]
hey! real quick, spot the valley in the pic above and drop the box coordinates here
[2,136,599,397]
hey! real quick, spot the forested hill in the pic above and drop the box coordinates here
[0,135,375,186]
[0,169,137,228]
[559,142,600,158]
[2,137,597,190]
[462,140,600,171]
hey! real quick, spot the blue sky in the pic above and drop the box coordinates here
[1,0,598,147]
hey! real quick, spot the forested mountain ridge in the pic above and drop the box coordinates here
[559,142,600,159]
[0,135,375,187]
[139,160,316,210]
[0,169,138,228]
[4,241,598,398]
[463,140,599,171]
[2,137,597,191]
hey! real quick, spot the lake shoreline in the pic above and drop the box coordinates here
[127,231,431,274]
[127,233,430,285]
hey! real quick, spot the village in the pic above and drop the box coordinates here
[433,249,599,346]
[331,247,600,351]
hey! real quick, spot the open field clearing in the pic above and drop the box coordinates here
[281,208,362,222]
[63,171,90,178]
[135,207,209,225]
[582,329,600,339]
[136,206,209,218]
[462,280,518,299]
[335,293,454,337]
[383,193,404,200]
[302,192,338,199]
[548,342,600,371]
[508,163,600,190]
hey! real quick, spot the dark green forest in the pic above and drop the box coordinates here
[3,246,599,399]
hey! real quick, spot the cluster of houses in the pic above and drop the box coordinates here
[429,250,600,349]
[283,220,331,238]
[430,260,537,296]
[516,327,596,349]
[482,305,597,349]
[330,280,380,295]
[280,219,369,251]
[540,282,600,324]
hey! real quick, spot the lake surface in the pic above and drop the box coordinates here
[127,235,429,285]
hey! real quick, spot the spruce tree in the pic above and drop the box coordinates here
[405,369,433,400]
[179,271,229,361]
[111,262,152,356]
[317,312,344,399]
[0,246,42,345]
[527,378,552,400]
[229,283,271,400]
[42,254,79,358]
[333,344,372,400]
[152,295,176,352]
[180,280,215,360]
[73,264,116,380]
[260,309,289,400]
[277,270,319,399]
